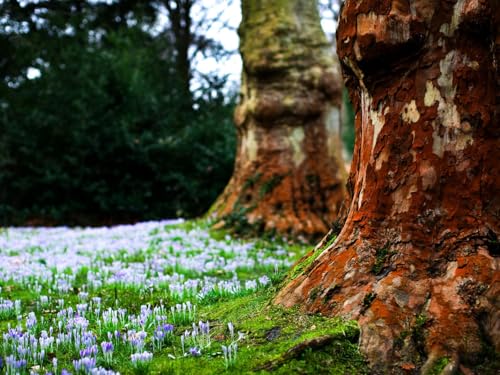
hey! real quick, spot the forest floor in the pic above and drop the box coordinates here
[0,220,368,374]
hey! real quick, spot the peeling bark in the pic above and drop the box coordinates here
[277,0,499,372]
[210,0,347,239]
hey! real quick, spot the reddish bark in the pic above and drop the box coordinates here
[210,0,347,239]
[277,0,499,372]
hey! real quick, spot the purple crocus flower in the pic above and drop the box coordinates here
[73,357,96,372]
[80,344,98,358]
[26,312,37,329]
[154,329,165,341]
[162,323,174,332]
[154,323,174,341]
[199,321,209,335]
[101,340,114,364]
[5,356,27,371]
[101,341,114,354]
[189,347,201,357]
[130,351,153,365]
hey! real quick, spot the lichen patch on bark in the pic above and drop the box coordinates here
[243,127,258,162]
[424,81,441,107]
[401,100,420,123]
[288,127,305,166]
[439,0,467,36]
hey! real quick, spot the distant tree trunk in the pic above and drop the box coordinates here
[211,0,347,239]
[277,0,499,372]
[164,0,193,100]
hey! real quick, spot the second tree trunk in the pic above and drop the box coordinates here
[211,0,347,239]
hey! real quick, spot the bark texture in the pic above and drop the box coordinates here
[277,0,499,372]
[211,0,347,239]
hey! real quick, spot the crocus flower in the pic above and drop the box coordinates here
[189,347,201,357]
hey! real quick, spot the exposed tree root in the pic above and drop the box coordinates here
[254,332,358,372]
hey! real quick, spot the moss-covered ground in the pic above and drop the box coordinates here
[0,219,368,374]
[146,288,367,374]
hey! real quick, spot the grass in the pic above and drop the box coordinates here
[0,276,367,374]
[289,231,336,281]
[142,288,367,375]
[0,219,368,374]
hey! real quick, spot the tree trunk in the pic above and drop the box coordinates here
[277,0,499,373]
[165,0,193,101]
[211,0,347,240]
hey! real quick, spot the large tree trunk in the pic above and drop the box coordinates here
[277,0,499,373]
[211,0,347,239]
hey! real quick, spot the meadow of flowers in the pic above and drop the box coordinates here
[0,220,302,374]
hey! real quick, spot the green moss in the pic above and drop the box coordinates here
[371,245,394,275]
[276,340,368,375]
[239,0,332,73]
[289,232,337,280]
[289,249,321,281]
[323,231,337,250]
[220,204,258,235]
[414,314,428,328]
[394,329,409,350]
[259,174,284,198]
[309,286,321,301]
[192,289,367,374]
[361,292,376,311]
[76,288,366,374]
[164,218,210,233]
[243,172,263,191]
[427,357,450,375]
[393,313,431,362]
[411,314,429,356]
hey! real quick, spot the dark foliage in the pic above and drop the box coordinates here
[0,11,236,225]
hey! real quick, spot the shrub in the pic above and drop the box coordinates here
[0,29,236,225]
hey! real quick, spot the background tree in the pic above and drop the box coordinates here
[0,0,236,225]
[318,0,342,46]
[319,0,356,161]
[277,0,499,372]
[153,0,237,101]
[211,0,347,240]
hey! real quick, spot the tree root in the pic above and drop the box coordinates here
[254,332,357,371]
